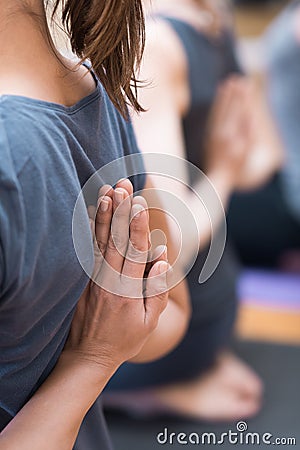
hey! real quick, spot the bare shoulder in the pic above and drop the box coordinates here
[143,17,188,83]
[0,57,96,106]
[141,17,189,114]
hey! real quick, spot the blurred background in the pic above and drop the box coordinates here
[106,1,300,448]
[232,0,300,347]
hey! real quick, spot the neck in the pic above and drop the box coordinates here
[0,0,93,104]
[0,1,59,68]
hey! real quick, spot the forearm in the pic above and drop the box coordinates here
[0,352,118,450]
[206,168,235,211]
[162,168,234,267]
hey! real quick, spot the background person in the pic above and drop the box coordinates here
[105,0,281,420]
[104,0,282,421]
[228,0,300,269]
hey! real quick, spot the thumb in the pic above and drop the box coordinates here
[144,258,170,329]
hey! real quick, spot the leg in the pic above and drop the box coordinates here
[228,174,300,267]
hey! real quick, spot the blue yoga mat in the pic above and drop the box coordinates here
[238,270,300,310]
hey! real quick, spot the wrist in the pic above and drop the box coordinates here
[207,166,236,193]
[57,349,120,391]
[200,167,236,212]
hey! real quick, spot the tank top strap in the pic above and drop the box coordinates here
[154,15,209,106]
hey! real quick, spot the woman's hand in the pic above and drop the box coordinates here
[0,180,170,450]
[234,80,284,191]
[206,75,283,191]
[62,181,170,373]
[205,75,254,188]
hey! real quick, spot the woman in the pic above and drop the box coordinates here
[104,0,282,421]
[228,0,300,268]
[0,1,190,448]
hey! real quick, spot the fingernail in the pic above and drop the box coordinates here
[114,189,124,204]
[131,204,144,219]
[158,261,170,274]
[100,199,109,212]
[158,245,167,256]
[99,184,112,197]
[152,245,167,261]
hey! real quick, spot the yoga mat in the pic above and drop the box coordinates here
[238,270,300,310]
[106,341,300,449]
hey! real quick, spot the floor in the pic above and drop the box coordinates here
[236,301,300,344]
[108,341,300,449]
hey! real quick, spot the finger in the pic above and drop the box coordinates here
[104,187,131,273]
[218,80,247,137]
[212,76,240,122]
[122,196,150,279]
[145,244,167,276]
[99,184,114,199]
[95,195,113,256]
[231,80,253,138]
[115,178,134,197]
[144,259,170,330]
[99,179,133,200]
[112,186,130,213]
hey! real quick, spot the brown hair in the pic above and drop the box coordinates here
[51,0,145,118]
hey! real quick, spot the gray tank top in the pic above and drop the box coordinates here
[160,16,241,174]
[158,16,241,318]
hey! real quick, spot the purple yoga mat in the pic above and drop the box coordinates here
[238,269,300,310]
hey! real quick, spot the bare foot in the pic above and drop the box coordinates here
[153,352,263,421]
[103,352,263,422]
